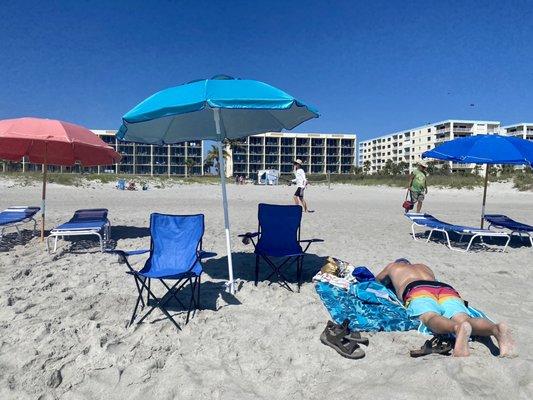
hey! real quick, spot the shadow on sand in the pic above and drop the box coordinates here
[202,251,327,288]
[0,229,37,252]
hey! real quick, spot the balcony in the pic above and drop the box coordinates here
[453,127,473,133]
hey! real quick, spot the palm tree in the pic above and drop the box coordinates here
[184,158,196,178]
[363,160,371,174]
[206,145,229,174]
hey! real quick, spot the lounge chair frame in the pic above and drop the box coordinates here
[0,207,40,242]
[485,214,533,247]
[407,213,510,253]
[46,209,111,253]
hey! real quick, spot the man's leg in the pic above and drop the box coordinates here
[420,312,472,357]
[416,199,423,213]
[293,195,300,205]
[300,198,308,212]
[451,313,515,357]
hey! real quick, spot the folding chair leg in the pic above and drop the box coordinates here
[186,277,197,324]
[297,256,303,293]
[255,254,260,286]
[146,278,151,306]
[129,276,146,326]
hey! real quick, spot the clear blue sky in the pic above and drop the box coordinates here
[1,0,532,140]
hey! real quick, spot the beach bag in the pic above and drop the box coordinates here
[402,190,413,212]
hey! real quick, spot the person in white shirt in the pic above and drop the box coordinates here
[291,159,309,212]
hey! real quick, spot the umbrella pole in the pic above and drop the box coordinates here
[41,144,48,241]
[480,164,489,229]
[214,109,235,294]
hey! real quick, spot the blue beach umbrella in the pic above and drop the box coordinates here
[423,134,533,227]
[117,75,319,293]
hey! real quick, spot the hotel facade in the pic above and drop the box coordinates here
[228,132,357,176]
[358,120,502,173]
[4,130,357,177]
[501,123,533,140]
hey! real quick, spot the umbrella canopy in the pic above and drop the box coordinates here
[0,117,121,240]
[422,134,533,228]
[423,134,533,165]
[117,76,318,293]
[117,75,318,143]
[0,117,120,166]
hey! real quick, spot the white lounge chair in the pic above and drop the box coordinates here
[47,209,110,253]
[0,206,40,242]
[405,212,510,252]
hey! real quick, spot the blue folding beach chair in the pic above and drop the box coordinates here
[0,206,40,242]
[239,203,323,292]
[111,213,216,330]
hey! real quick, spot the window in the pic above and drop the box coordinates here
[427,128,431,132]
[427,145,431,149]
[427,136,431,141]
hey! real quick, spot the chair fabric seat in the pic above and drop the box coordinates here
[0,207,40,225]
[138,260,202,279]
[406,213,494,234]
[485,214,533,232]
[254,244,304,258]
[52,220,107,231]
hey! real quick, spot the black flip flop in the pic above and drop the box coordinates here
[410,336,454,358]
[320,320,365,360]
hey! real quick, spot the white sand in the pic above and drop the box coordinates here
[0,180,531,399]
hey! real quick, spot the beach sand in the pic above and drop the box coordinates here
[0,180,531,399]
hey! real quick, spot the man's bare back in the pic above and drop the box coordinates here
[376,260,435,300]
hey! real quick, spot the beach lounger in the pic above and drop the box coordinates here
[405,212,510,252]
[110,213,216,330]
[239,203,324,292]
[0,206,40,242]
[47,209,110,253]
[485,214,533,247]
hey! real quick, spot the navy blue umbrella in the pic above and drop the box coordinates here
[423,134,533,227]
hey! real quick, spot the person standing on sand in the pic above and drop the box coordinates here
[408,161,428,212]
[375,259,516,358]
[291,159,310,212]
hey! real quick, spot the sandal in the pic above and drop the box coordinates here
[320,320,366,359]
[410,336,454,358]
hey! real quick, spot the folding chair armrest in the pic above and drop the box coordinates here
[299,238,324,243]
[199,251,217,259]
[238,232,260,238]
[123,249,151,257]
[106,249,150,264]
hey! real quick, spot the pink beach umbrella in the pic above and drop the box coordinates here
[0,117,121,240]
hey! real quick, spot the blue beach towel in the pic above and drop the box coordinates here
[316,281,419,332]
[316,281,491,335]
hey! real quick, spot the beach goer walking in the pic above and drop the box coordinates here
[408,161,428,212]
[376,259,515,357]
[292,159,309,212]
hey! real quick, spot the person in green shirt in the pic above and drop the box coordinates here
[408,161,428,212]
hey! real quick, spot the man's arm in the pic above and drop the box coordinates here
[375,263,391,285]
[407,174,414,190]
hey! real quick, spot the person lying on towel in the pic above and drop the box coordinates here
[375,259,516,358]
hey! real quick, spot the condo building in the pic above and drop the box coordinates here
[501,123,533,140]
[228,132,357,177]
[4,130,356,177]
[8,130,205,176]
[358,120,501,173]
